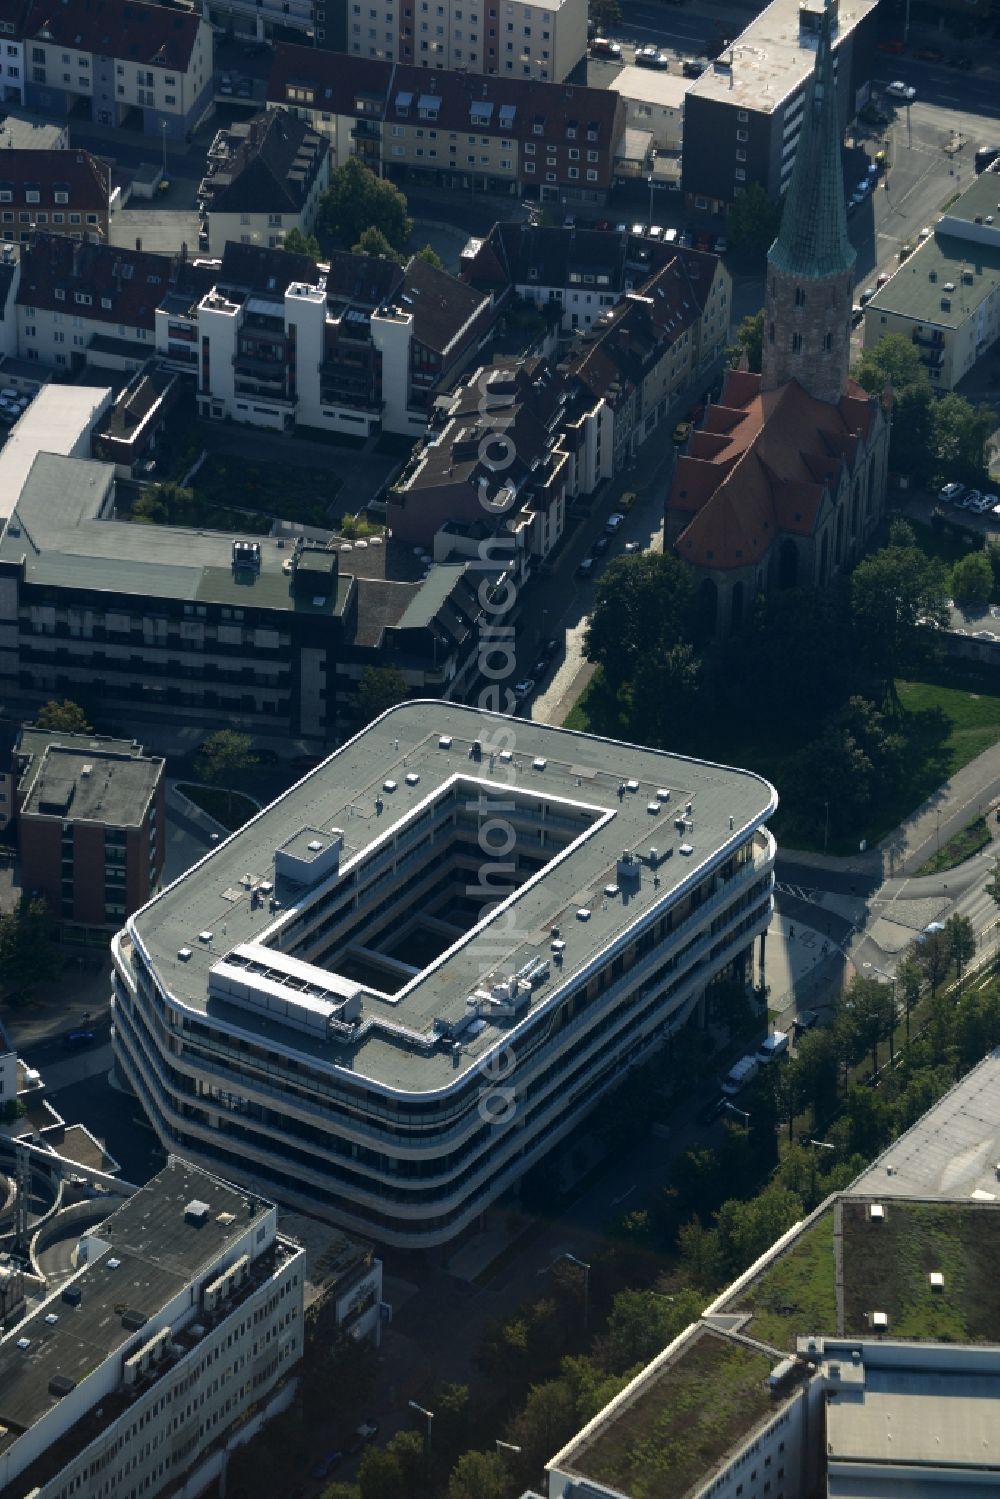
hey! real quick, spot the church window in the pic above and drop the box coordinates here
[823,331,832,350]
[794,287,805,307]
[791,333,802,352]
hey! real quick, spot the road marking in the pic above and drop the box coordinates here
[611,1184,637,1206]
[938,95,961,104]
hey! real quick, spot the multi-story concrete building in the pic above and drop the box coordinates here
[157,240,494,438]
[17,0,214,140]
[0,147,109,245]
[201,0,315,46]
[681,0,880,214]
[14,726,165,934]
[0,1157,305,1499]
[110,700,777,1248]
[388,355,569,559]
[200,111,330,258]
[267,44,626,204]
[863,168,1000,390]
[346,0,587,81]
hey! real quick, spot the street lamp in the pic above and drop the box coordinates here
[161,120,168,183]
[823,800,830,856]
[545,1251,591,1333]
[805,1136,835,1201]
[647,173,654,227]
[408,1401,434,1466]
[723,1099,750,1131]
[496,1440,522,1458]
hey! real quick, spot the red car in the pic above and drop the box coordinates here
[695,232,712,251]
[593,218,611,231]
[877,38,905,54]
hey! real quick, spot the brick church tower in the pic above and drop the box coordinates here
[761,0,855,404]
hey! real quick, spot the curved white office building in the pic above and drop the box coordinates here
[112,703,776,1249]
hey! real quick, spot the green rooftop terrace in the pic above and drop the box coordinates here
[562,1327,775,1499]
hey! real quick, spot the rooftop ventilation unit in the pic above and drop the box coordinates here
[184,1200,211,1226]
[929,1271,944,1290]
[438,735,452,749]
[869,1203,885,1220]
[49,1373,76,1397]
[123,1325,172,1386]
[532,757,547,770]
[871,1311,888,1329]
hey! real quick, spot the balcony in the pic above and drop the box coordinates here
[912,329,944,348]
[352,119,382,141]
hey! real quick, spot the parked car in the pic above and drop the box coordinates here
[961,489,983,510]
[513,677,535,702]
[636,44,659,66]
[563,213,576,229]
[713,234,727,253]
[795,1009,819,1033]
[589,36,621,57]
[541,637,560,660]
[672,420,691,444]
[577,556,595,578]
[682,57,707,77]
[648,223,664,240]
[758,1030,790,1064]
[630,221,646,237]
[593,532,610,554]
[917,224,933,240]
[624,540,641,554]
[64,1030,96,1047]
[605,511,625,531]
[346,1422,379,1456]
[939,481,965,504]
[695,231,712,251]
[311,1452,344,1481]
[859,286,877,306]
[618,491,636,511]
[851,304,865,326]
[885,80,916,102]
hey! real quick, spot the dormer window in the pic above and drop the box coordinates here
[75,292,91,306]
[54,189,68,204]
[25,189,39,204]
[54,288,65,301]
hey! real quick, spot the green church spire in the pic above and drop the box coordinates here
[767,0,856,280]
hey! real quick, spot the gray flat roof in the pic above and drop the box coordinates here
[0,452,352,616]
[129,702,775,1094]
[850,1048,1000,1201]
[685,0,879,113]
[22,744,161,827]
[868,174,1000,327]
[827,1364,1000,1470]
[0,1159,271,1454]
[0,385,111,522]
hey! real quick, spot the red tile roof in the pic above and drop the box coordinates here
[18,232,174,330]
[0,149,108,212]
[669,369,881,571]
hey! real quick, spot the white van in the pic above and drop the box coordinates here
[721,1054,758,1095]
[758,1030,789,1064]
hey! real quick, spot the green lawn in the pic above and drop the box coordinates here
[566,671,1000,855]
[732,1208,837,1351]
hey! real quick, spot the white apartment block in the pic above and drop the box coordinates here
[349,0,587,81]
[0,1158,305,1499]
[111,701,776,1248]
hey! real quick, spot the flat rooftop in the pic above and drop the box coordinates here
[0,1159,272,1460]
[712,1193,1000,1352]
[612,64,689,110]
[0,452,352,616]
[0,384,111,522]
[129,701,775,1093]
[685,0,879,113]
[22,744,161,827]
[868,173,1000,327]
[850,1048,1000,1201]
[551,1323,780,1499]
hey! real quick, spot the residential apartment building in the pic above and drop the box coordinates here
[388,356,569,559]
[0,148,109,245]
[863,168,1000,389]
[15,234,166,371]
[0,1158,306,1499]
[201,0,315,46]
[200,110,330,258]
[346,0,587,82]
[267,43,626,203]
[157,240,494,437]
[14,726,164,932]
[12,0,214,140]
[110,700,777,1247]
[681,0,880,213]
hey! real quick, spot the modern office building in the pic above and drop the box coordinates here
[111,701,776,1248]
[14,727,165,935]
[0,1157,305,1499]
[863,168,1000,389]
[681,0,880,214]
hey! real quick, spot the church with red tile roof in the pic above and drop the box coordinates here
[665,0,890,635]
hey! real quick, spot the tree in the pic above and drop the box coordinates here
[792,1028,840,1127]
[945,912,976,992]
[35,698,91,734]
[352,225,406,263]
[850,537,949,700]
[583,551,694,689]
[713,1183,802,1279]
[727,181,782,253]
[195,730,258,820]
[854,332,929,396]
[932,394,993,487]
[727,309,764,372]
[602,1287,703,1374]
[917,928,949,995]
[840,975,895,1076]
[896,953,923,1048]
[320,157,412,252]
[988,853,1000,914]
[356,665,408,725]
[0,896,61,997]
[358,1447,405,1499]
[589,0,622,31]
[282,227,322,259]
[415,242,445,270]
[447,1450,514,1499]
[385,1431,424,1490]
[951,550,993,607]
[630,641,701,746]
[506,1378,578,1477]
